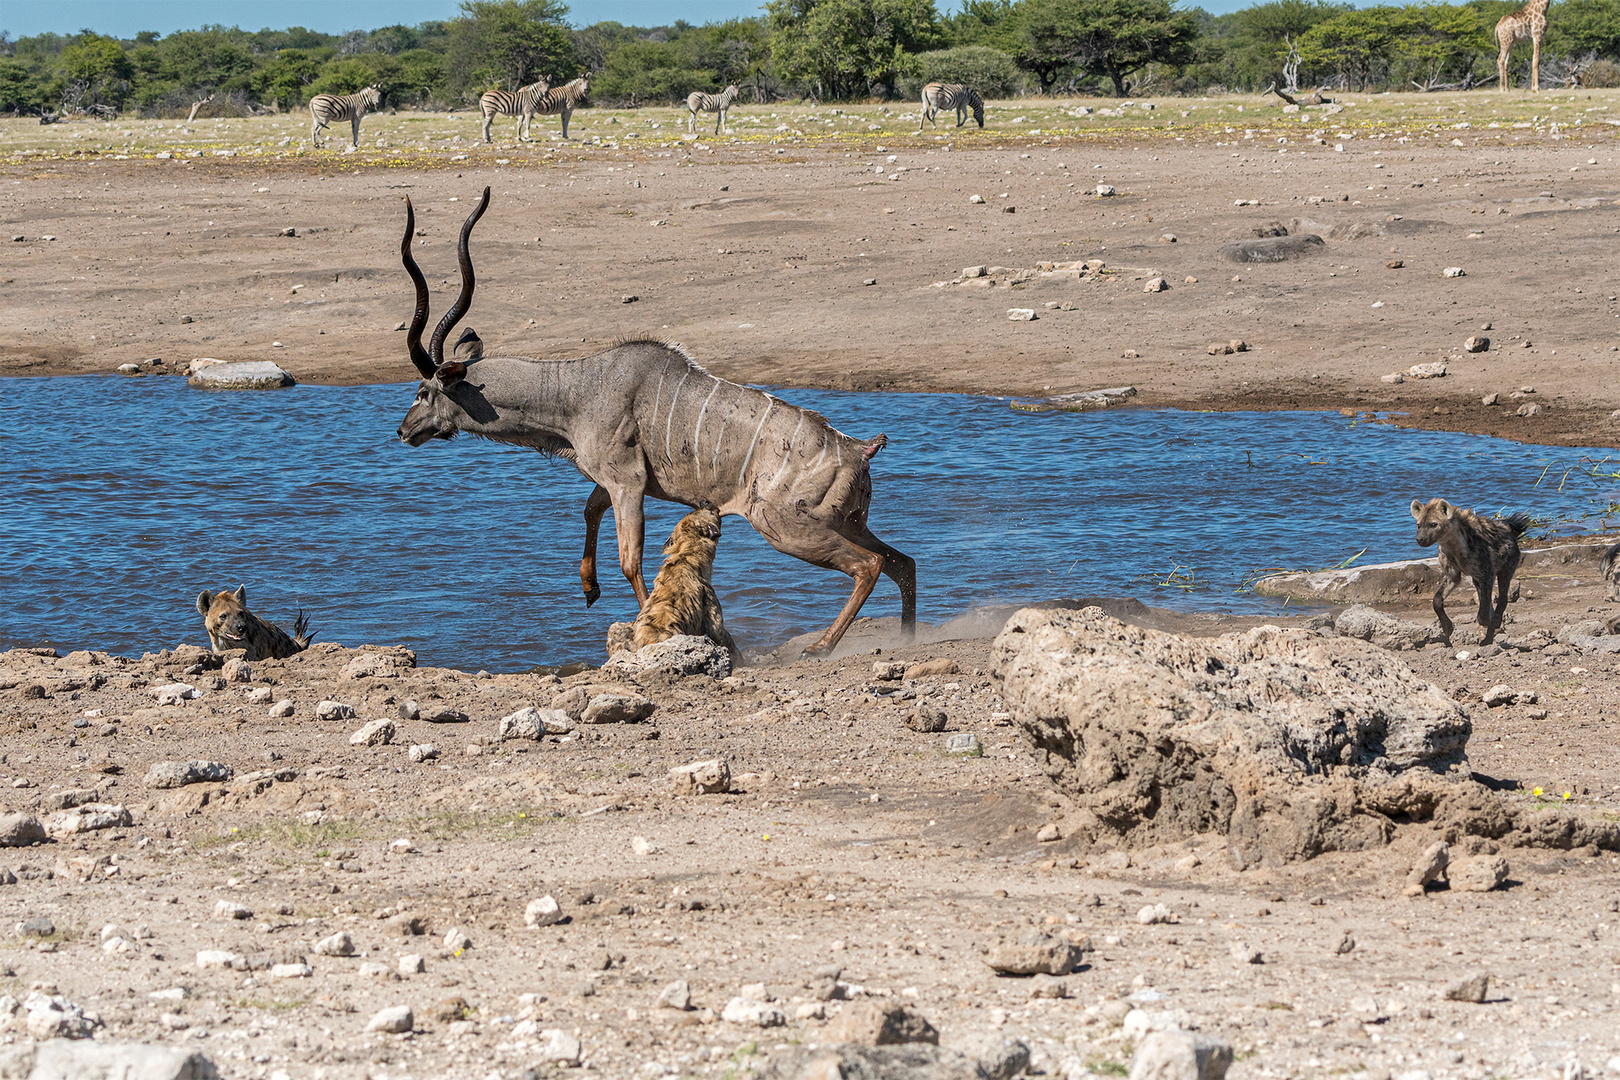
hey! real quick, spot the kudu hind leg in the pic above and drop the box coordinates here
[852,526,917,637]
[579,484,612,606]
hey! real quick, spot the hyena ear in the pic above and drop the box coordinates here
[1410,499,1425,521]
[197,591,213,616]
[1436,500,1454,518]
[436,360,467,386]
[233,584,247,605]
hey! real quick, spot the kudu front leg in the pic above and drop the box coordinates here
[609,487,650,607]
[579,484,612,607]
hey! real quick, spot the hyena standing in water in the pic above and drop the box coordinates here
[631,503,742,667]
[197,585,313,661]
[1410,498,1532,645]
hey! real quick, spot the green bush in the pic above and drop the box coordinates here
[904,45,1025,98]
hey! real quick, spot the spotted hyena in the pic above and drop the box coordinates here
[1410,498,1532,646]
[631,504,742,666]
[196,584,313,661]
[1602,542,1619,603]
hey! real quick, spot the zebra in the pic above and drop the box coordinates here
[479,79,551,142]
[686,84,740,135]
[529,77,589,140]
[917,82,984,132]
[309,84,383,148]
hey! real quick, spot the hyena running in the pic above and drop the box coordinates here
[631,503,742,667]
[1410,498,1531,646]
[197,585,313,661]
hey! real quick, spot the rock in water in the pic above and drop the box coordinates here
[1129,1031,1235,1080]
[991,607,1472,864]
[185,361,296,391]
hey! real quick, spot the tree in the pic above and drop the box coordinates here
[0,57,44,113]
[252,49,324,106]
[57,32,133,108]
[1297,6,1396,89]
[912,44,1023,96]
[1547,0,1620,59]
[944,0,1027,53]
[767,0,942,99]
[447,0,579,96]
[1020,0,1198,95]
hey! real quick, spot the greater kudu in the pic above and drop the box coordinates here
[394,189,917,656]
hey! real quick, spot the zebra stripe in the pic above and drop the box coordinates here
[918,82,984,132]
[686,84,740,135]
[309,84,382,148]
[529,77,589,140]
[480,80,551,142]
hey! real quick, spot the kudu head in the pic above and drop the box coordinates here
[397,187,492,447]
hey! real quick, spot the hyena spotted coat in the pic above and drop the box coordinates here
[1410,498,1531,646]
[631,504,741,666]
[197,585,313,661]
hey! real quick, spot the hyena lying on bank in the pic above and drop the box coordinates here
[1411,498,1531,646]
[631,504,742,667]
[197,585,313,661]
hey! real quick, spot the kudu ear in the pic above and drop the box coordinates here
[1410,499,1425,520]
[436,360,467,386]
[197,591,213,616]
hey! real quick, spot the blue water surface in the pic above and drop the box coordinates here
[1,376,1615,671]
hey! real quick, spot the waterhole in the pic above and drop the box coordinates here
[2,377,1614,671]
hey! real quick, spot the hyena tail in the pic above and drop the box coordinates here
[1504,512,1534,539]
[291,610,315,652]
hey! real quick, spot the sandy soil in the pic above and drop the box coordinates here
[1,108,1618,445]
[1,562,1618,1079]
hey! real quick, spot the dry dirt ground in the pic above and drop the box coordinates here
[1,94,1619,445]
[1,94,1619,1080]
[0,563,1618,1080]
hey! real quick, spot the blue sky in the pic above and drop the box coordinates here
[4,0,1263,38]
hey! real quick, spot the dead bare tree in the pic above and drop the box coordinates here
[1412,71,1498,92]
[1265,82,1334,106]
[186,94,214,122]
[393,190,918,657]
[1281,35,1302,94]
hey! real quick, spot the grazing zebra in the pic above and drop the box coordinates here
[309,84,383,148]
[479,79,551,142]
[529,77,589,140]
[917,82,984,131]
[686,84,740,135]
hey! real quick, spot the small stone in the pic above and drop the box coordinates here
[1184,276,1198,283]
[1465,335,1489,352]
[657,980,692,1010]
[195,950,239,969]
[1449,855,1508,892]
[1143,277,1167,293]
[1035,824,1061,843]
[314,700,353,721]
[0,813,47,848]
[213,901,253,921]
[1482,392,1499,406]
[1381,373,1405,384]
[186,360,295,390]
[117,363,143,376]
[349,719,396,746]
[1443,971,1490,1003]
[1442,266,1466,277]
[1137,903,1177,925]
[1403,841,1449,895]
[143,760,230,789]
[1517,402,1543,417]
[1387,259,1404,269]
[1159,233,1176,243]
[151,682,199,705]
[905,658,959,680]
[670,759,730,795]
[621,294,639,303]
[1129,1031,1235,1080]
[872,660,907,680]
[280,227,297,237]
[314,931,355,957]
[1408,361,1447,379]
[365,1005,413,1033]
[581,693,655,724]
[398,699,421,720]
[269,699,294,717]
[944,733,981,757]
[408,744,439,763]
[270,962,312,979]
[1335,933,1356,955]
[399,954,425,974]
[863,277,877,285]
[525,896,563,927]
[17,916,55,937]
[821,999,939,1045]
[1007,308,1037,321]
[987,934,1087,976]
[1229,340,1248,352]
[1096,184,1116,196]
[905,705,947,732]
[720,997,786,1026]
[631,836,657,856]
[431,996,471,1023]
[1228,942,1262,964]
[444,927,473,952]
[538,1029,583,1064]
[1208,344,1234,356]
[962,265,987,278]
[969,195,985,205]
[360,961,394,979]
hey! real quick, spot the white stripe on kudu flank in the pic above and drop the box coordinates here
[664,371,690,462]
[692,379,721,481]
[738,401,773,486]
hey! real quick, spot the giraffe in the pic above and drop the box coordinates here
[1496,0,1550,92]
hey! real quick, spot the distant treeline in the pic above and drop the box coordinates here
[3,0,1620,116]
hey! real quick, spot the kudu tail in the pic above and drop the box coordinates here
[291,609,315,652]
[860,434,887,464]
